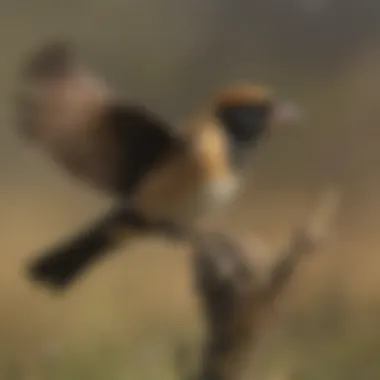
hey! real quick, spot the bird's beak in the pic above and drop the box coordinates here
[271,101,303,131]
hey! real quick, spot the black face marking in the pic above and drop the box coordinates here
[217,103,272,169]
[217,104,272,145]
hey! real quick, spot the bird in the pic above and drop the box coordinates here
[13,41,302,291]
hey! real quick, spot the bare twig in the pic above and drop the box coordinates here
[187,187,340,380]
[265,186,340,301]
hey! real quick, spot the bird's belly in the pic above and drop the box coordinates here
[132,165,241,226]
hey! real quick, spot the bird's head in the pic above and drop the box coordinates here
[214,83,302,167]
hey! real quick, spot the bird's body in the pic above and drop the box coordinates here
[35,101,241,224]
[14,42,301,290]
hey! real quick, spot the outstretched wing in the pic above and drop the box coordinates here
[15,40,184,197]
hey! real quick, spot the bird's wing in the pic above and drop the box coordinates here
[129,115,240,224]
[102,101,184,197]
[16,41,184,197]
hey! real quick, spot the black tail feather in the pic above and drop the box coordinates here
[26,206,148,291]
[27,227,111,290]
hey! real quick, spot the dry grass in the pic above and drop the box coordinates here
[2,176,380,379]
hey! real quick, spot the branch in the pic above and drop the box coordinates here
[188,186,340,380]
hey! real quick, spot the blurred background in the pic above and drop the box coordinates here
[1,0,380,378]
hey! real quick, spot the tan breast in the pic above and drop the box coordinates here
[131,117,242,225]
